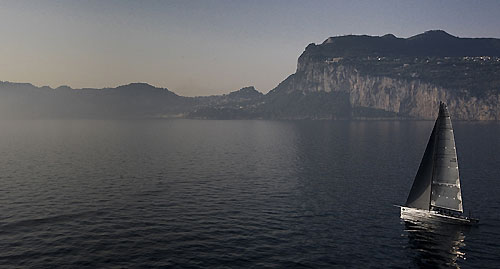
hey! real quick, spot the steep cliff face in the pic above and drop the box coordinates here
[286,59,500,120]
[270,31,500,120]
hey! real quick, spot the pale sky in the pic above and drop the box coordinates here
[1,0,500,96]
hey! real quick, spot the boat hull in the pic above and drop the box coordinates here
[400,206,478,225]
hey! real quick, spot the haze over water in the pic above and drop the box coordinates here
[1,119,499,268]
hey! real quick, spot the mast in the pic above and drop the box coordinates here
[430,102,464,213]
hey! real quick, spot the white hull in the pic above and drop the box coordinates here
[400,206,478,225]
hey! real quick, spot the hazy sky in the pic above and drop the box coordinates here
[1,0,500,96]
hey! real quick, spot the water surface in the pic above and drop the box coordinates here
[0,120,499,268]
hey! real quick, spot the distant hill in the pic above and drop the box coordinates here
[0,81,190,119]
[0,81,265,119]
[188,86,264,119]
[2,30,500,120]
[227,86,263,99]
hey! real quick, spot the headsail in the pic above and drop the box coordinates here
[430,102,463,212]
[405,118,436,210]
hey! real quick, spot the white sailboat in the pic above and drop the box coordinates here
[400,102,478,225]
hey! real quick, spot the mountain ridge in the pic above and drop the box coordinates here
[306,30,500,60]
[2,30,500,120]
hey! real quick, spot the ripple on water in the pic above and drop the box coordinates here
[0,120,499,268]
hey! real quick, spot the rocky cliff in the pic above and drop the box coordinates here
[272,30,500,120]
[284,59,500,120]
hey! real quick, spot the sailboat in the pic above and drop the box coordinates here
[400,102,479,225]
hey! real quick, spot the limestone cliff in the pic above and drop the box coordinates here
[267,31,500,120]
[285,59,500,120]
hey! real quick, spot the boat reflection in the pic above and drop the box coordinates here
[403,216,468,268]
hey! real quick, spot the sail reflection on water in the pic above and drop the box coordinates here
[403,218,468,268]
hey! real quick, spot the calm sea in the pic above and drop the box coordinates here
[0,119,499,268]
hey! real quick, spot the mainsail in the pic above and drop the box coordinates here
[405,102,463,212]
[430,103,463,212]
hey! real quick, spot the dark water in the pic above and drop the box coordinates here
[0,119,499,268]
